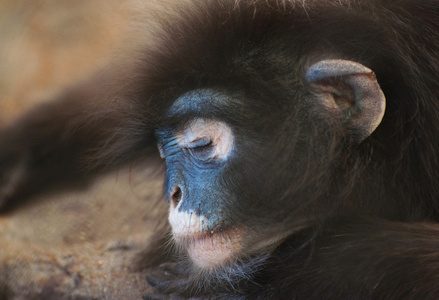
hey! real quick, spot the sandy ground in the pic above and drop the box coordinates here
[0,1,165,299]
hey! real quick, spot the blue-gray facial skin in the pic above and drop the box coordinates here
[155,89,239,232]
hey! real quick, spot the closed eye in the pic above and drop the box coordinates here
[187,138,213,149]
[186,138,215,160]
[176,118,234,161]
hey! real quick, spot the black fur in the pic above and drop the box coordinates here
[2,0,439,299]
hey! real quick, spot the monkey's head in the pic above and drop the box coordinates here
[155,59,386,269]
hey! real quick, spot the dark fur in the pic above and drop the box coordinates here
[2,0,439,299]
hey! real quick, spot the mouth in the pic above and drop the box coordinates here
[173,227,245,269]
[169,206,246,268]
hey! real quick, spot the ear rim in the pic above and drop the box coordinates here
[305,59,386,143]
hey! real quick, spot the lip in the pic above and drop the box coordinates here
[173,227,227,244]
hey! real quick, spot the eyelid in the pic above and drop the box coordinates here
[186,137,213,149]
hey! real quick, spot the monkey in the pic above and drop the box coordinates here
[1,0,439,299]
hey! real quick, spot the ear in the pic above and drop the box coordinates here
[305,59,386,142]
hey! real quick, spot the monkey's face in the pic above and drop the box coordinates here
[159,117,241,268]
[155,89,288,269]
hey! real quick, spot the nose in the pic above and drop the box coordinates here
[170,186,182,208]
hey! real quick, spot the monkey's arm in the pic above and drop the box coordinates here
[0,78,157,209]
[250,219,439,300]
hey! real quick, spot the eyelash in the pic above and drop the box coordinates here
[186,138,214,159]
[187,138,213,149]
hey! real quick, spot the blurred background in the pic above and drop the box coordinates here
[0,0,128,125]
[0,1,166,299]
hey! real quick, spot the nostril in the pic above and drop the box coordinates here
[170,186,182,207]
